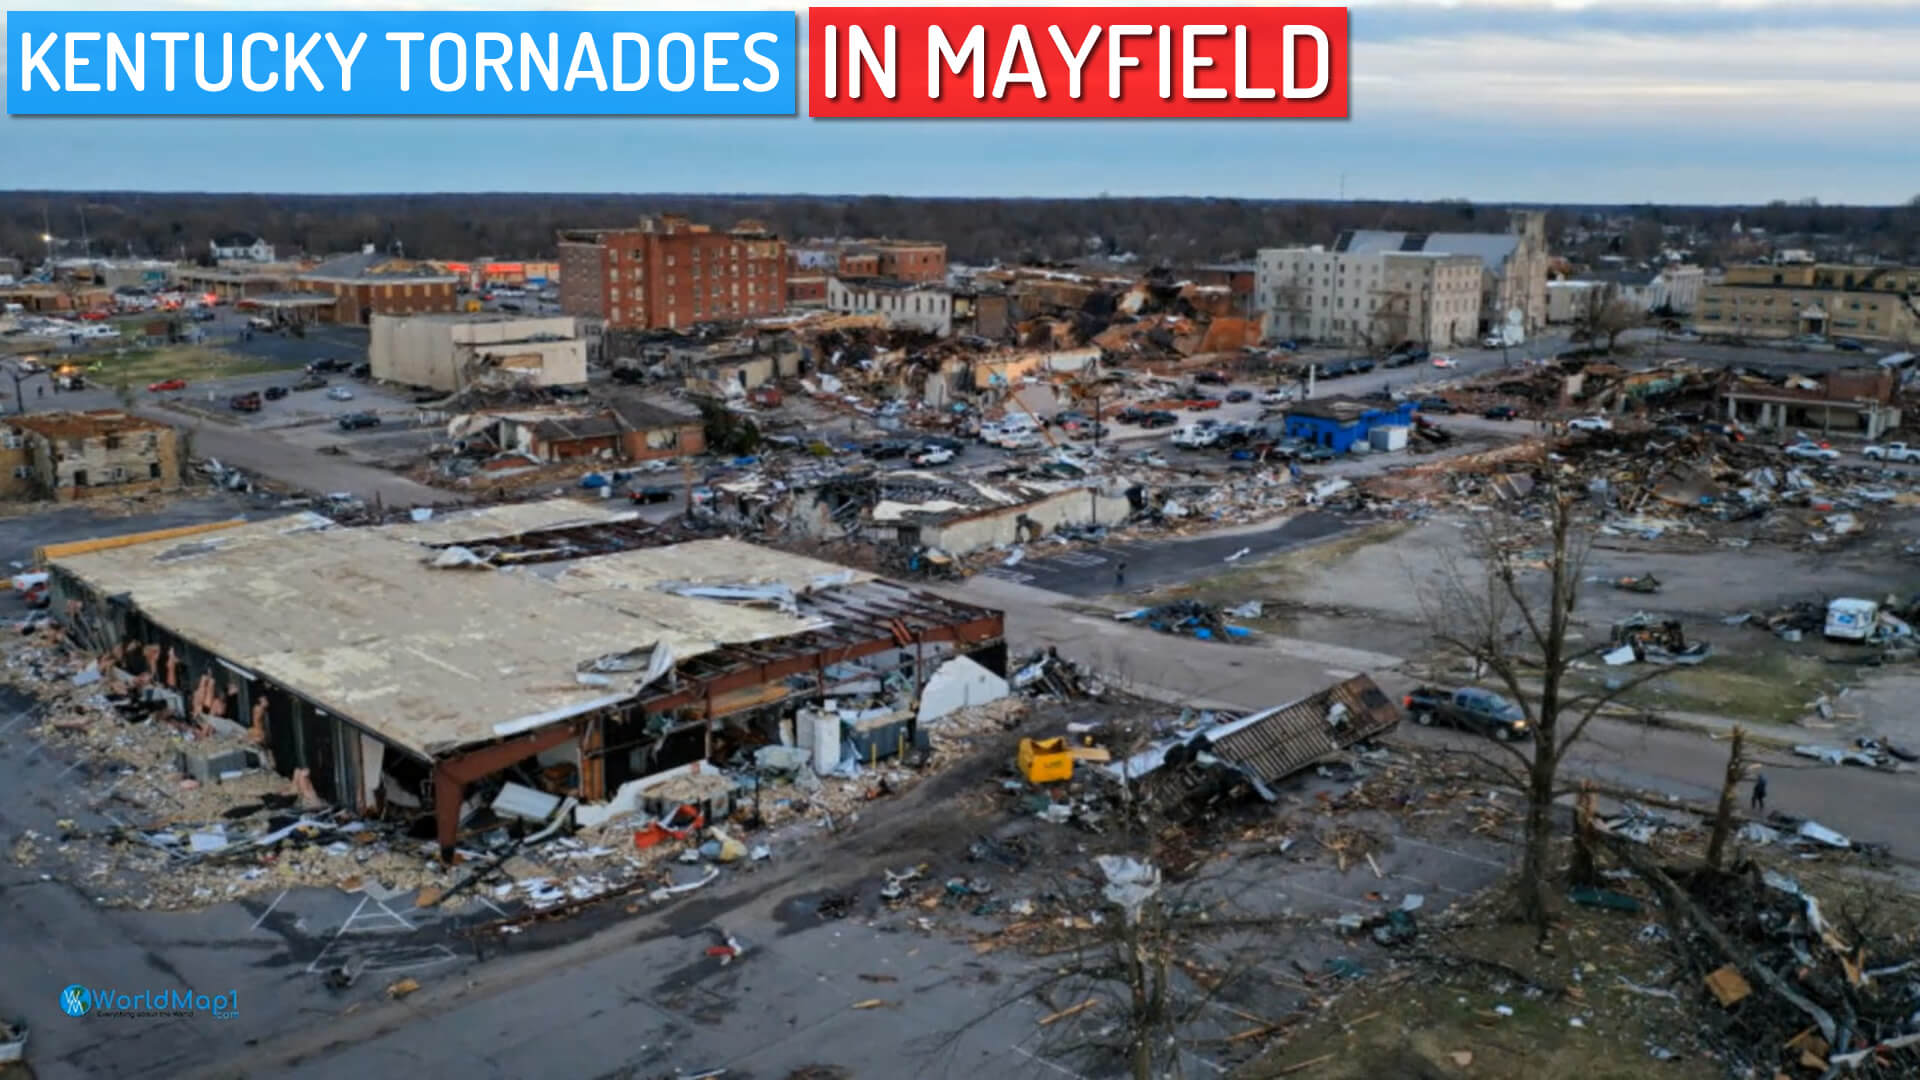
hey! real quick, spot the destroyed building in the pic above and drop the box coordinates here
[1721,367,1902,439]
[43,500,1006,855]
[0,410,182,502]
[370,311,587,392]
[446,399,706,465]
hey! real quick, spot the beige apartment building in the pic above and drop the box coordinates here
[1696,263,1920,344]
[1254,248,1483,348]
[0,411,182,503]
[1304,211,1551,335]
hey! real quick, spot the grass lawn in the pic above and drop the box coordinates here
[72,346,281,389]
[1566,649,1838,727]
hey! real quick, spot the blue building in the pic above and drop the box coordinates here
[1283,397,1416,453]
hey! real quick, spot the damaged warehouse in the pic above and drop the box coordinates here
[42,503,1006,857]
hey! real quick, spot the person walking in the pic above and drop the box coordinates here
[1751,771,1768,812]
[1113,560,1127,589]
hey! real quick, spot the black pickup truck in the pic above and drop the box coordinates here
[1402,686,1531,742]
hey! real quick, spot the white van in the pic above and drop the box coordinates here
[1825,598,1879,642]
[1170,425,1218,449]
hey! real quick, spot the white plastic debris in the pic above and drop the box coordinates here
[1796,820,1851,849]
[1493,1004,1514,1017]
[1095,855,1161,921]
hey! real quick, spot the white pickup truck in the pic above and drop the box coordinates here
[1863,441,1920,463]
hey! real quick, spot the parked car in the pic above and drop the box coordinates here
[1067,422,1109,441]
[1403,686,1531,742]
[1484,405,1519,421]
[910,447,955,466]
[1225,389,1253,403]
[628,485,675,505]
[1114,406,1148,424]
[1834,338,1865,352]
[916,436,965,453]
[1567,416,1613,432]
[1348,357,1377,374]
[1863,442,1920,463]
[263,385,289,400]
[1185,397,1223,411]
[293,374,327,391]
[1784,440,1840,461]
[1294,445,1335,464]
[307,357,347,373]
[147,378,187,392]
[1193,371,1229,385]
[1416,398,1456,414]
[1318,359,1354,378]
[864,440,912,459]
[1384,351,1419,368]
[326,386,356,401]
[1140,411,1179,429]
[228,391,262,412]
[1131,450,1171,467]
[336,412,381,431]
[350,361,372,378]
[1260,386,1299,405]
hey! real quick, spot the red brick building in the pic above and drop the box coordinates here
[557,216,786,331]
[786,275,828,306]
[298,247,459,325]
[873,243,947,283]
[788,239,946,285]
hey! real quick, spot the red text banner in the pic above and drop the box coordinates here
[808,6,1348,118]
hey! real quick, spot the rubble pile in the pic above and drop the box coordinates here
[1618,851,1920,1078]
[1113,600,1256,643]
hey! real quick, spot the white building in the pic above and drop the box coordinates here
[1254,248,1482,348]
[1652,265,1705,315]
[369,312,586,393]
[1547,280,1610,324]
[1313,212,1552,334]
[826,277,953,336]
[209,233,276,263]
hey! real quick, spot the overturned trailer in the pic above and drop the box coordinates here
[45,501,1006,855]
[1107,673,1402,816]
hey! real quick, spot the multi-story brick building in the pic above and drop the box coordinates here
[557,216,787,331]
[297,246,460,325]
[0,410,181,502]
[1696,263,1920,344]
[789,239,947,285]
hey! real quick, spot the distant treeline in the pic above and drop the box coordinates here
[4,191,1917,266]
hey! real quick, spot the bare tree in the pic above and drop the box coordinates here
[1419,462,1669,935]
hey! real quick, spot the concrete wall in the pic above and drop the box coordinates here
[925,488,1133,556]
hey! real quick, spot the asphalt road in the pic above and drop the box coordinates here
[983,511,1355,596]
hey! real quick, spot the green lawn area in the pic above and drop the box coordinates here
[72,346,282,389]
[1567,649,1836,726]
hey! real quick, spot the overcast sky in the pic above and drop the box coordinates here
[3,0,1916,204]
